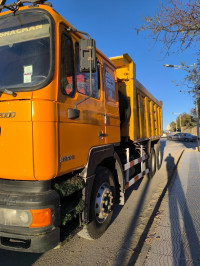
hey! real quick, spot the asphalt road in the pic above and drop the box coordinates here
[0,139,196,266]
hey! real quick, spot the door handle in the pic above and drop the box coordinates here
[98,131,108,139]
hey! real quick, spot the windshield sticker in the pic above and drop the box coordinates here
[24,65,33,83]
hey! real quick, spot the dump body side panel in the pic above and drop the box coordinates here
[110,54,162,142]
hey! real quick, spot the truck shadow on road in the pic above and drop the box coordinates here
[110,140,167,265]
[113,148,184,265]
[0,249,41,266]
[121,151,200,265]
[111,140,167,226]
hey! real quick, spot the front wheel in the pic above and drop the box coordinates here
[81,166,116,239]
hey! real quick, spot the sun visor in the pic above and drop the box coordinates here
[0,24,50,47]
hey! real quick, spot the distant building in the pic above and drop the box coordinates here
[167,124,171,131]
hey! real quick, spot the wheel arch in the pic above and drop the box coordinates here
[80,145,125,224]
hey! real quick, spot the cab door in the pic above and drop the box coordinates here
[57,25,106,176]
[103,63,120,145]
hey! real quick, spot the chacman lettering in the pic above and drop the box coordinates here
[0,25,43,38]
[0,112,16,118]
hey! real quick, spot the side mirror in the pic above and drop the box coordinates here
[79,38,96,72]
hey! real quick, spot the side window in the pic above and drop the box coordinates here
[105,70,116,103]
[61,34,75,96]
[75,43,100,99]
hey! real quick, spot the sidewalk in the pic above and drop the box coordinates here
[140,149,200,265]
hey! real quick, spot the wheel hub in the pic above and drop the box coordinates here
[95,183,113,223]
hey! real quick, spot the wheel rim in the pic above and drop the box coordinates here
[95,183,113,223]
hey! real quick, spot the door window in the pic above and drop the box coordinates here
[60,34,75,96]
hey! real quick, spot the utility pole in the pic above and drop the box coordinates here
[195,89,200,150]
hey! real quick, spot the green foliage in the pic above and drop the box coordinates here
[62,199,85,226]
[54,176,85,197]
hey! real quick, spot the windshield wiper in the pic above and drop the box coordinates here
[0,89,17,97]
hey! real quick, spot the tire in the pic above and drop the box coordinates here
[156,144,162,170]
[147,147,156,178]
[82,166,116,239]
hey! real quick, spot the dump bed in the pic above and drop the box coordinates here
[110,54,162,142]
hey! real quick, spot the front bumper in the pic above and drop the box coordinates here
[0,179,60,253]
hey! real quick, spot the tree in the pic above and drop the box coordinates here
[177,112,196,127]
[139,0,200,53]
[169,121,177,131]
[171,62,200,127]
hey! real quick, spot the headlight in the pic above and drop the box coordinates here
[0,208,51,228]
[0,208,32,227]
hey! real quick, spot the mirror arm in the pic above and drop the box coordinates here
[66,27,91,39]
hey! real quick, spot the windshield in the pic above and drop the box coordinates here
[0,10,53,91]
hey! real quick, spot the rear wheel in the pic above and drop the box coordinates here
[80,166,116,239]
[156,144,162,170]
[147,147,156,178]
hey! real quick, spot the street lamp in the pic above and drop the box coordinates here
[164,63,200,151]
[163,63,195,69]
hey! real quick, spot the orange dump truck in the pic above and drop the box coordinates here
[0,1,162,252]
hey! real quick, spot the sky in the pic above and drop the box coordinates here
[6,0,198,129]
